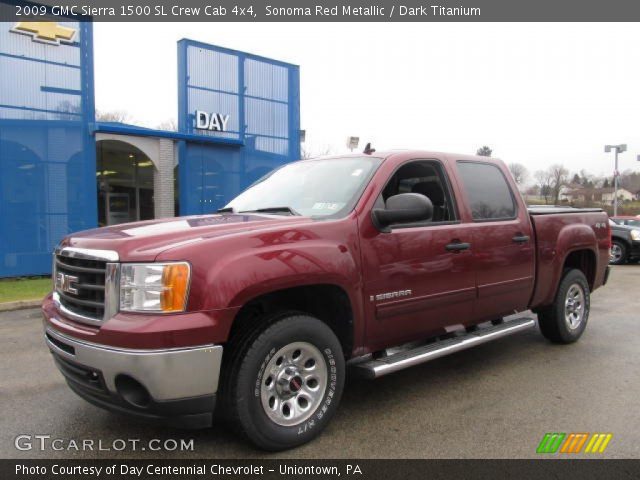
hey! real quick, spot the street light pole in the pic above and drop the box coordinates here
[604,144,627,217]
[614,148,619,217]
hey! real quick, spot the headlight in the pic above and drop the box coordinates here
[631,230,640,241]
[120,262,191,313]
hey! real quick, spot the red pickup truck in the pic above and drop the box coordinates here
[43,150,611,450]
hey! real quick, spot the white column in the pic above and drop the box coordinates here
[153,138,176,218]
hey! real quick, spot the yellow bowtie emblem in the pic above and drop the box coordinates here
[11,22,76,45]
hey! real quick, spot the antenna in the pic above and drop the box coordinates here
[363,143,375,155]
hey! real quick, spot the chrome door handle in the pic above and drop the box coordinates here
[512,235,530,243]
[446,242,471,252]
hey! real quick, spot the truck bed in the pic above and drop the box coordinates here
[528,206,603,215]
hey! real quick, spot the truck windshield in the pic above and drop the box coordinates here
[225,156,382,218]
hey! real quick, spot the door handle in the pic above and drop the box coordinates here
[446,242,471,252]
[512,234,530,244]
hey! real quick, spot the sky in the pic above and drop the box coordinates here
[94,22,640,180]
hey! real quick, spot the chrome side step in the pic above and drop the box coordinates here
[352,316,536,379]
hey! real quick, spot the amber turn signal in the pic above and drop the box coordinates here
[160,263,190,312]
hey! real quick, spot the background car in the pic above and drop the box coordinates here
[611,216,640,228]
[609,219,640,265]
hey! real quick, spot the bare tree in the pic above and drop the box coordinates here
[549,164,569,204]
[301,145,334,159]
[508,162,529,186]
[156,119,178,131]
[534,169,553,204]
[96,109,133,123]
[476,146,492,157]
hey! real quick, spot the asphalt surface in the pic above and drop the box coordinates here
[2,265,639,459]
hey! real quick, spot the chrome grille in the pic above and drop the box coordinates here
[55,255,106,319]
[53,247,119,326]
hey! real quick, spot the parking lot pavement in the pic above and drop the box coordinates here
[2,265,639,459]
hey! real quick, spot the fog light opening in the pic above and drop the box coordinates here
[115,375,151,408]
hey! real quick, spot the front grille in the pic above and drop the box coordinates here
[55,254,106,321]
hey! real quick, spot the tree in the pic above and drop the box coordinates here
[476,146,492,157]
[508,163,528,186]
[619,170,640,195]
[96,109,132,123]
[525,185,540,196]
[549,164,569,204]
[603,178,609,188]
[156,119,177,131]
[579,169,592,186]
[534,169,553,204]
[301,145,334,159]
[571,173,581,185]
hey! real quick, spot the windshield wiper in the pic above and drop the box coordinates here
[238,206,301,216]
[216,207,234,213]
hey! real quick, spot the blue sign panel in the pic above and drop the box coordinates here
[0,21,96,277]
[178,40,300,214]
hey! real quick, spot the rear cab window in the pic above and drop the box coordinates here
[456,161,517,221]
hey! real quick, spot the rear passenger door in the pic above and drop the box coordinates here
[455,161,535,321]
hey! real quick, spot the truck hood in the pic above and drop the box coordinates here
[60,214,309,262]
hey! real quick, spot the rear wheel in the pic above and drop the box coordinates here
[537,269,590,344]
[222,314,345,451]
[610,241,628,265]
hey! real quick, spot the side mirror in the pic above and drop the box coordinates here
[372,193,433,231]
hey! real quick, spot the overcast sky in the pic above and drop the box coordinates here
[94,22,640,179]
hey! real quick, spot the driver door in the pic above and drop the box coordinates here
[359,159,475,351]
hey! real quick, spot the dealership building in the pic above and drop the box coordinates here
[0,20,301,277]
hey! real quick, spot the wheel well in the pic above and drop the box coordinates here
[228,285,355,357]
[563,249,596,289]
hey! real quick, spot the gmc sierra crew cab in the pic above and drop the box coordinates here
[42,150,611,451]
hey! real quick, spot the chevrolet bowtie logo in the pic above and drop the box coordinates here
[11,22,76,46]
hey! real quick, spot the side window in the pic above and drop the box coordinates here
[457,161,516,221]
[379,160,457,223]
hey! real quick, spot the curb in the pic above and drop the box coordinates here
[0,299,42,312]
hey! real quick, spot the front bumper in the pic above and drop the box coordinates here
[45,327,223,428]
[630,240,640,260]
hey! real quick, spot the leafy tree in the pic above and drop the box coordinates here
[572,173,581,185]
[603,178,609,188]
[476,146,492,157]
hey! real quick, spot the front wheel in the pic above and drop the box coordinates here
[223,314,345,451]
[537,269,590,344]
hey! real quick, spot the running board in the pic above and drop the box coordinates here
[351,316,536,379]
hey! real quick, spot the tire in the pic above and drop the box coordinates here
[609,240,628,265]
[222,313,345,451]
[537,269,590,344]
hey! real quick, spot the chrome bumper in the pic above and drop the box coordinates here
[45,327,223,401]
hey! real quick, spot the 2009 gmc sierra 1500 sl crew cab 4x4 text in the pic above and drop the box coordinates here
[42,150,611,450]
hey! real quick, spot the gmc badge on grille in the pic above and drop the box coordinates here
[56,272,79,295]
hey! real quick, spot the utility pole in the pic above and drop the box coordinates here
[604,144,627,216]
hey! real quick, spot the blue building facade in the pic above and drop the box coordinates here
[0,21,96,277]
[178,40,300,215]
[0,21,300,277]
